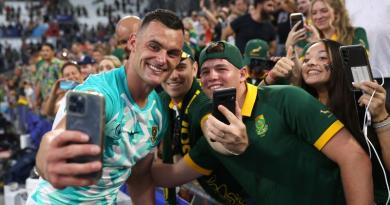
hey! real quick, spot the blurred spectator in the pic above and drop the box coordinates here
[98,55,121,72]
[222,0,277,54]
[77,55,97,79]
[92,46,106,64]
[41,61,83,117]
[295,0,310,17]
[34,43,63,109]
[113,15,141,62]
[243,39,273,85]
[274,0,297,56]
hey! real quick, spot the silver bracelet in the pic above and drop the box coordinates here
[373,117,390,129]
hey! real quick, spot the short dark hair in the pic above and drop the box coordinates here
[254,0,267,5]
[61,61,81,74]
[139,9,184,34]
[41,42,54,51]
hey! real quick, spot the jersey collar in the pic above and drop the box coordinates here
[241,83,257,117]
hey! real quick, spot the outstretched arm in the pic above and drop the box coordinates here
[127,153,156,205]
[151,157,201,187]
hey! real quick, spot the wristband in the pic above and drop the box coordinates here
[373,114,389,123]
[373,115,390,129]
[264,71,276,85]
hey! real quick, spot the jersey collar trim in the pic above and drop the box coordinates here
[241,83,257,117]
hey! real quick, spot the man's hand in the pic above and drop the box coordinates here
[36,129,102,189]
[264,47,295,85]
[204,101,248,155]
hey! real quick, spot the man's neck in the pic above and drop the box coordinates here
[251,7,262,22]
[237,83,248,109]
[125,63,153,108]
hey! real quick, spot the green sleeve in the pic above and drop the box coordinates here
[189,93,212,140]
[353,27,369,51]
[186,137,219,175]
[271,86,344,150]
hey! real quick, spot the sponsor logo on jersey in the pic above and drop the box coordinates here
[320,109,333,118]
[255,114,268,137]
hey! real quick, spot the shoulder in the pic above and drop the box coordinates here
[261,85,309,98]
[354,27,367,34]
[158,91,171,106]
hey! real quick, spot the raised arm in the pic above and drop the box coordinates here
[36,117,102,189]
[353,81,390,170]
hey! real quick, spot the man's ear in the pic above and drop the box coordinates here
[192,61,198,78]
[127,33,137,52]
[239,67,249,82]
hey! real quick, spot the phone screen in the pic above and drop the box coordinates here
[339,45,373,88]
[212,87,236,125]
[290,13,304,30]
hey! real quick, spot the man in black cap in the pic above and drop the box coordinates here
[77,55,97,79]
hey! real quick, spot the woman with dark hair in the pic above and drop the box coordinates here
[301,39,390,204]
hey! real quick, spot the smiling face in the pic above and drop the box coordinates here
[301,42,331,90]
[99,59,116,72]
[200,59,246,99]
[296,0,310,14]
[62,64,83,83]
[311,0,334,31]
[129,21,184,88]
[161,58,197,103]
[41,45,54,61]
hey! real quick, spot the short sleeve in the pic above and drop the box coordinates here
[185,137,219,175]
[273,86,344,150]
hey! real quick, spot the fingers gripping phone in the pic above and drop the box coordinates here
[66,91,105,179]
[339,45,373,130]
[339,45,374,91]
[290,13,304,30]
[212,87,236,125]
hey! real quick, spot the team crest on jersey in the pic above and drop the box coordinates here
[255,114,268,137]
[151,126,158,144]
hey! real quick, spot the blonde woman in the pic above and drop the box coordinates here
[98,55,121,72]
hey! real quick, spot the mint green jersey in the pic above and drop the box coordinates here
[30,66,167,204]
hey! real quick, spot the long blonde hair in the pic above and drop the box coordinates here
[310,0,355,45]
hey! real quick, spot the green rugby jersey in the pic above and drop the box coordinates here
[160,79,249,205]
[184,84,346,205]
[30,66,167,204]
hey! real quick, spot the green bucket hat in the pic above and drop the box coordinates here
[198,41,244,69]
[181,43,195,61]
[243,39,269,66]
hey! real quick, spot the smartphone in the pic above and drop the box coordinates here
[339,45,373,130]
[212,87,236,125]
[290,13,304,30]
[60,80,79,90]
[339,45,373,90]
[66,91,105,180]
